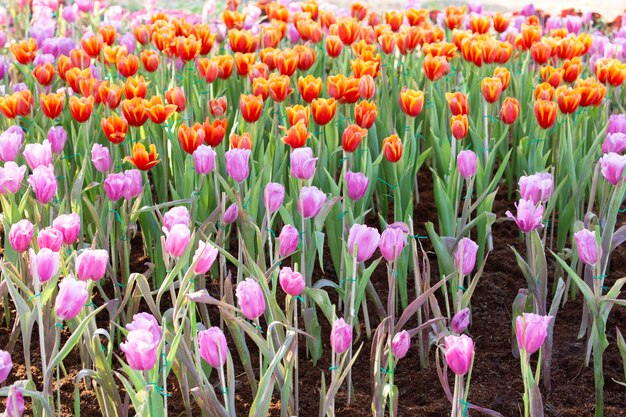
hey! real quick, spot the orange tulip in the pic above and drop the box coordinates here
[96,82,122,109]
[230,132,253,150]
[340,76,360,104]
[176,35,202,62]
[203,118,228,147]
[124,76,148,99]
[351,58,379,79]
[32,63,56,86]
[494,67,511,91]
[140,50,160,72]
[562,57,582,83]
[500,97,520,125]
[298,75,322,103]
[530,42,552,65]
[286,105,310,127]
[399,88,424,117]
[124,143,160,171]
[378,31,396,55]
[312,98,337,126]
[69,96,94,123]
[541,66,563,88]
[469,15,490,34]
[358,75,376,100]
[423,54,449,81]
[384,11,404,32]
[81,33,103,58]
[405,8,427,26]
[337,17,360,45]
[282,120,311,149]
[0,95,19,119]
[496,42,513,64]
[326,35,343,58]
[493,12,510,33]
[14,90,34,117]
[252,77,270,101]
[103,45,128,65]
[165,87,186,112]
[446,92,469,116]
[209,97,228,118]
[534,82,555,101]
[190,23,216,55]
[117,54,139,77]
[327,74,346,101]
[234,52,257,76]
[260,48,277,70]
[295,45,316,71]
[382,135,403,162]
[223,10,246,30]
[121,97,149,127]
[40,92,65,119]
[520,23,541,50]
[576,78,606,107]
[145,96,177,124]
[355,100,378,129]
[197,58,219,82]
[534,99,557,129]
[10,39,38,65]
[268,74,293,102]
[342,124,368,152]
[57,55,75,81]
[101,114,128,144]
[70,48,91,69]
[240,94,264,123]
[450,114,469,140]
[133,25,151,45]
[275,49,299,76]
[178,123,205,154]
[351,1,368,21]
[556,86,581,114]
[268,2,290,21]
[228,29,257,54]
[99,25,117,46]
[445,13,464,31]
[215,55,235,80]
[481,77,503,104]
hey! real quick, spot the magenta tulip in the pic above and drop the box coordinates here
[457,150,477,179]
[224,148,251,183]
[279,266,305,296]
[290,147,317,180]
[9,219,34,253]
[298,186,326,219]
[574,229,601,266]
[0,127,24,162]
[29,248,60,282]
[104,173,126,201]
[600,152,626,185]
[120,329,159,371]
[193,145,216,175]
[608,114,626,134]
[163,206,190,232]
[0,162,26,194]
[505,199,544,233]
[28,165,58,204]
[223,203,239,224]
[163,224,191,258]
[75,249,108,281]
[198,327,228,368]
[454,237,478,275]
[392,330,411,359]
[519,172,554,204]
[278,224,299,257]
[348,223,380,262]
[48,126,67,153]
[451,308,470,334]
[0,351,12,383]
[444,334,474,376]
[379,226,406,262]
[23,140,52,170]
[602,132,626,154]
[193,241,219,274]
[37,227,64,252]
[236,278,266,320]
[345,171,369,201]
[5,386,24,417]
[123,169,143,200]
[126,312,162,342]
[91,143,112,173]
[516,313,552,356]
[53,213,81,245]
[330,318,352,354]
[264,182,285,213]
[55,275,88,320]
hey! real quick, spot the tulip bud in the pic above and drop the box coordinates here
[264,182,285,214]
[454,238,478,275]
[120,329,159,371]
[126,312,162,341]
[37,227,64,252]
[193,241,219,274]
[600,152,626,185]
[23,140,52,169]
[0,162,26,195]
[104,173,126,201]
[28,165,58,204]
[390,330,411,360]
[379,226,406,262]
[193,145,216,175]
[53,213,81,245]
[348,224,381,262]
[358,74,376,99]
[236,278,266,320]
[91,143,112,173]
[55,275,89,320]
[6,386,24,417]
[298,186,326,219]
[29,248,60,283]
[345,171,369,201]
[444,334,474,376]
[0,351,12,384]
[515,313,552,355]
[505,199,544,233]
[123,169,143,200]
[574,229,601,266]
[519,172,554,204]
[0,127,24,162]
[279,266,305,296]
[330,318,352,354]
[164,224,191,258]
[290,147,317,180]
[457,150,477,179]
[224,148,251,183]
[47,126,67,153]
[198,327,228,368]
[278,224,299,257]
[223,203,239,224]
[608,114,626,134]
[163,206,190,232]
[9,219,34,253]
[75,249,108,281]
[451,308,470,334]
[602,132,626,154]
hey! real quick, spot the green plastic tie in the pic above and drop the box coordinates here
[55,323,63,329]
[592,274,607,280]
[27,293,41,302]
[380,367,395,375]
[328,366,339,371]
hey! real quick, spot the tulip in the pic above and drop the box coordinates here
[224,148,251,183]
[392,330,411,359]
[341,124,368,153]
[379,226,406,262]
[298,186,326,219]
[290,147,317,180]
[163,206,190,232]
[0,351,12,383]
[37,227,64,252]
[345,171,369,201]
[193,241,219,275]
[298,75,322,102]
[399,88,424,117]
[101,114,128,144]
[104,173,126,201]
[506,199,544,233]
[454,238,478,275]
[444,334,474,376]
[382,134,403,162]
[311,98,337,125]
[279,267,305,296]
[519,172,554,204]
[516,313,552,356]
[264,182,285,214]
[330,318,352,354]
[120,329,159,371]
[451,308,471,334]
[91,143,112,173]
[282,120,311,148]
[278,224,299,257]
[600,152,626,185]
[607,114,626,134]
[236,278,266,320]
[574,229,601,266]
[47,126,67,154]
[126,312,162,342]
[5,387,24,417]
[457,150,477,179]
[29,248,60,283]
[348,224,380,263]
[124,143,160,171]
[500,97,521,124]
[165,87,186,112]
[55,275,88,320]
[240,94,263,123]
[534,99,557,129]
[0,162,26,195]
[198,327,228,368]
[193,145,216,175]
[446,92,469,116]
[0,127,24,162]
[124,170,143,200]
[53,213,81,245]
[23,140,52,170]
[9,219,34,253]
[355,100,377,129]
[164,224,191,258]
[423,54,449,81]
[602,132,626,154]
[450,114,469,140]
[75,249,108,281]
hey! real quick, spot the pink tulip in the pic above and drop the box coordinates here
[164,224,191,258]
[298,186,326,219]
[23,140,53,170]
[345,171,369,201]
[264,182,285,213]
[0,350,12,383]
[104,173,126,201]
[223,203,239,224]
[348,224,380,262]
[279,266,305,296]
[76,0,94,13]
[278,224,299,257]
[608,114,626,134]
[193,145,216,175]
[0,127,23,162]
[120,329,159,371]
[38,227,64,252]
[236,278,265,320]
[392,330,411,359]
[5,386,24,417]
[29,248,60,282]
[516,313,552,356]
[602,132,626,154]
[193,241,219,274]
[519,172,554,204]
[123,169,143,200]
[91,143,112,173]
[290,147,317,180]
[53,213,81,245]
[330,318,352,354]
[75,249,108,281]
[163,206,190,232]
[457,150,477,179]
[55,275,88,320]
[9,219,34,253]
[224,148,251,183]
[454,237,478,275]
[451,308,470,334]
[48,126,67,153]
[444,334,474,376]
[126,312,162,341]
[0,162,26,194]
[28,165,58,204]
[600,152,626,185]
[574,229,601,266]
[505,199,544,233]
[198,327,228,368]
[379,226,406,262]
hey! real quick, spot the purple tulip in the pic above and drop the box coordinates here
[118,32,136,54]
[520,3,536,17]
[23,140,53,170]
[264,182,285,214]
[392,330,411,359]
[193,241,219,275]
[457,150,477,179]
[163,224,191,258]
[574,229,601,266]
[454,237,479,275]
[75,249,108,281]
[602,132,626,154]
[451,308,470,334]
[163,206,190,232]
[0,351,12,383]
[279,266,305,296]
[444,334,474,376]
[608,114,626,134]
[53,213,81,245]
[236,278,266,320]
[379,226,406,262]
[467,0,482,14]
[28,165,58,204]
[120,329,159,371]
[91,144,112,173]
[48,126,67,154]
[330,318,352,354]
[564,15,582,34]
[12,83,28,93]
[34,53,55,66]
[0,57,9,80]
[104,173,126,201]
[198,327,228,368]
[519,172,554,204]
[5,386,24,417]
[345,171,369,201]
[0,162,26,195]
[0,30,5,49]
[278,224,299,257]
[0,127,24,162]
[55,275,89,320]
[9,219,34,253]
[298,186,326,219]
[600,152,626,185]
[29,248,60,283]
[348,224,380,263]
[62,4,78,22]
[123,169,143,200]
[290,147,317,180]
[193,145,216,175]
[223,203,239,224]
[224,148,251,183]
[516,313,552,356]
[76,0,94,13]
[505,199,544,233]
[37,227,64,252]
[126,312,162,342]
